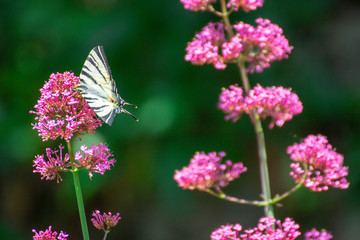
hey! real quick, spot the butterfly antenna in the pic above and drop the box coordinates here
[121,108,138,121]
[124,101,138,109]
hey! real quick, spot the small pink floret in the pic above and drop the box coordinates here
[222,36,242,61]
[33,145,71,183]
[174,151,247,191]
[287,134,349,192]
[91,210,121,231]
[304,228,333,240]
[180,0,216,11]
[246,85,303,128]
[185,19,292,72]
[211,217,300,240]
[218,85,245,122]
[33,142,116,181]
[179,0,263,12]
[233,18,293,73]
[32,226,69,240]
[218,84,303,128]
[185,22,227,70]
[227,0,264,12]
[75,143,115,179]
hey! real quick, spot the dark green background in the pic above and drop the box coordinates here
[1,0,359,239]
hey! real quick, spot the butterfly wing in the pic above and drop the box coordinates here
[78,46,119,126]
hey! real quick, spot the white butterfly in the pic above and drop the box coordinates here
[76,46,137,126]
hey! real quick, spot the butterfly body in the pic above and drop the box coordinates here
[76,46,137,126]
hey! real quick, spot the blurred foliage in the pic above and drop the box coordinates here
[0,0,360,239]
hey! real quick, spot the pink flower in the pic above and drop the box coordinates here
[33,145,71,183]
[246,85,303,128]
[174,152,247,191]
[222,35,243,61]
[180,0,216,11]
[211,224,242,240]
[91,210,121,232]
[185,22,226,69]
[179,0,263,12]
[232,18,293,73]
[32,226,69,240]
[287,135,349,192]
[33,143,115,181]
[227,0,264,12]
[211,217,301,240]
[218,84,303,128]
[75,143,115,179]
[218,85,245,122]
[304,229,333,240]
[185,19,292,72]
[30,72,102,142]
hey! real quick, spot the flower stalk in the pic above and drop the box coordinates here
[250,109,273,217]
[67,140,90,240]
[103,232,108,240]
[177,0,349,238]
[220,0,273,218]
[206,175,304,206]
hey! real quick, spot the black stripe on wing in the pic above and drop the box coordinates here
[101,109,116,126]
[84,56,108,83]
[79,70,97,85]
[85,97,116,125]
[93,46,117,91]
[93,46,112,77]
[83,95,108,102]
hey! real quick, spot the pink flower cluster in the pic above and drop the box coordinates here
[232,18,293,73]
[304,229,333,240]
[246,85,303,128]
[91,210,121,232]
[185,19,292,72]
[30,72,102,142]
[33,145,71,183]
[218,84,303,128]
[227,0,263,12]
[33,143,115,181]
[75,143,115,179]
[33,226,69,240]
[218,85,245,121]
[211,217,301,240]
[185,22,226,69]
[174,152,247,191]
[180,0,263,12]
[180,0,215,11]
[287,135,349,192]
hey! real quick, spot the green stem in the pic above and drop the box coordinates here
[207,189,267,206]
[220,1,273,218]
[67,141,90,240]
[268,169,307,205]
[103,231,108,240]
[206,179,303,207]
[207,5,223,17]
[239,62,273,218]
[268,181,303,205]
[220,0,235,39]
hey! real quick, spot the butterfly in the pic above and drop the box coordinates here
[75,46,137,126]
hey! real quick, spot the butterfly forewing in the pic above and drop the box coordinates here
[78,46,119,125]
[80,47,117,97]
[76,46,137,126]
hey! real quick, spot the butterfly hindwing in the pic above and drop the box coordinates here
[80,93,116,126]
